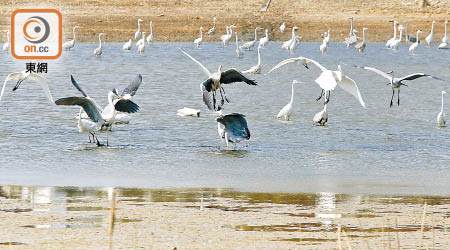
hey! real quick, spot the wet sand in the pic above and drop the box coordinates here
[0,186,449,249]
[0,0,449,43]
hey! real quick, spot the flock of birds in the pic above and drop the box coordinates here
[1,16,449,150]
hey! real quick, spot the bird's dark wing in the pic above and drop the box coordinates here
[399,73,446,82]
[220,69,257,85]
[223,113,250,140]
[122,74,143,97]
[114,99,140,113]
[201,79,214,110]
[55,96,103,122]
[70,75,88,97]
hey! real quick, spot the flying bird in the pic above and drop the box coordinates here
[179,48,257,111]
[1,71,54,104]
[356,66,446,107]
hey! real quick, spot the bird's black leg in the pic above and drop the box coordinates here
[397,89,400,106]
[88,132,93,143]
[324,91,331,104]
[390,88,395,108]
[212,91,217,110]
[95,134,103,147]
[219,88,225,106]
[221,87,230,103]
[316,90,324,101]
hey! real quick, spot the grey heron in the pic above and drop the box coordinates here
[216,108,250,151]
[179,48,257,111]
[355,27,368,53]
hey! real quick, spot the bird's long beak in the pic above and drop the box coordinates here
[12,80,23,91]
[386,71,393,75]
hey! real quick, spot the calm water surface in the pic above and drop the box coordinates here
[0,42,449,195]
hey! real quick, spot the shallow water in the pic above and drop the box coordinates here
[0,42,449,195]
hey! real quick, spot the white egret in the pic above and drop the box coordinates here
[134,19,143,40]
[355,27,368,52]
[146,21,153,44]
[62,26,80,50]
[220,26,230,45]
[425,20,435,46]
[221,25,235,46]
[93,33,104,57]
[289,35,301,53]
[122,39,132,50]
[137,32,146,54]
[242,45,262,74]
[1,71,54,104]
[277,80,300,121]
[216,110,250,151]
[136,31,145,47]
[3,31,11,52]
[324,30,330,45]
[320,32,328,54]
[438,20,448,49]
[240,27,260,50]
[207,17,216,35]
[408,30,423,54]
[177,107,200,117]
[268,57,366,108]
[259,29,269,47]
[179,48,257,111]
[390,25,404,50]
[280,22,286,33]
[313,103,328,126]
[386,21,398,48]
[282,26,298,50]
[235,32,243,58]
[194,27,203,48]
[356,66,446,107]
[437,91,446,127]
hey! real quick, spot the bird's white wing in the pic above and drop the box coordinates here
[0,73,21,101]
[28,73,54,104]
[315,70,337,91]
[179,48,211,77]
[266,57,305,75]
[361,66,391,80]
[337,75,366,108]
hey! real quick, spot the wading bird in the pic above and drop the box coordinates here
[437,90,446,127]
[216,108,250,151]
[242,45,262,74]
[404,21,417,43]
[179,48,257,111]
[438,20,448,49]
[62,26,80,50]
[137,32,146,54]
[1,71,54,104]
[240,27,260,51]
[259,29,269,47]
[390,25,403,50]
[2,31,10,52]
[277,80,300,121]
[235,32,243,58]
[134,19,143,40]
[93,33,104,57]
[147,21,154,44]
[268,57,366,108]
[282,26,298,50]
[425,21,435,46]
[207,17,216,35]
[177,107,200,117]
[194,27,203,48]
[356,66,445,107]
[280,22,286,33]
[408,30,423,54]
[313,103,328,126]
[123,39,132,50]
[345,17,358,47]
[386,21,398,48]
[320,32,328,54]
[355,27,368,52]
